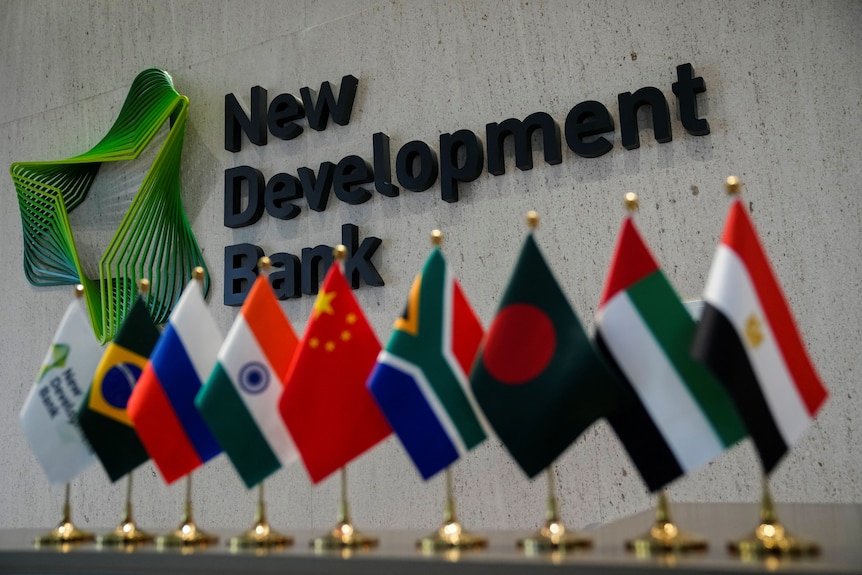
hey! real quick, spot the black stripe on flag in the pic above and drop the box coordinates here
[691,304,788,472]
[596,332,684,492]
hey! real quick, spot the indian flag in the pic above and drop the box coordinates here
[195,275,300,488]
[595,217,746,491]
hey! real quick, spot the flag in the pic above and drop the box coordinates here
[77,296,159,482]
[470,233,618,478]
[20,298,103,485]
[195,275,301,488]
[594,217,746,491]
[367,248,486,480]
[279,263,391,483]
[691,199,828,472]
[127,279,223,483]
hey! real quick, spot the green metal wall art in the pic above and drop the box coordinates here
[10,69,208,342]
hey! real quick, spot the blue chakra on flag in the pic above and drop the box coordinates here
[239,362,270,395]
[102,363,142,408]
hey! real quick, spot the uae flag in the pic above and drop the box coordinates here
[692,199,828,473]
[77,296,159,481]
[367,248,487,480]
[128,279,223,483]
[595,217,746,491]
[470,233,618,478]
[196,275,301,489]
[279,263,391,484]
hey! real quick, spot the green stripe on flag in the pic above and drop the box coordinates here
[197,364,280,488]
[627,271,746,447]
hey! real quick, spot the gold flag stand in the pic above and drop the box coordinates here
[625,491,707,555]
[418,467,487,552]
[312,467,378,551]
[729,476,819,557]
[518,466,591,553]
[98,472,154,546]
[157,475,218,548]
[230,481,292,549]
[35,483,95,546]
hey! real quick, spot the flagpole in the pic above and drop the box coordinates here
[416,230,487,553]
[517,463,592,553]
[312,466,379,551]
[35,482,95,546]
[98,471,154,546]
[157,473,219,548]
[715,177,818,557]
[35,286,95,547]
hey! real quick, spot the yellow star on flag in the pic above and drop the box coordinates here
[313,289,337,319]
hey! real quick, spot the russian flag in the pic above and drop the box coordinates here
[128,279,224,483]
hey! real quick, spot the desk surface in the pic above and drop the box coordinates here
[1,503,860,575]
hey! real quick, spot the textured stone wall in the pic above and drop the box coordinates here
[1,0,859,531]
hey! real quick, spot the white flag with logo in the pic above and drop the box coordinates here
[20,298,104,484]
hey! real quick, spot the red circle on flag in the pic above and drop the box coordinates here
[482,303,555,385]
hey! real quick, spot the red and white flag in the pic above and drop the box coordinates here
[691,199,828,472]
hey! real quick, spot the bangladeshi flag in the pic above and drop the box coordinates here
[470,233,618,478]
[595,217,746,491]
[279,263,392,483]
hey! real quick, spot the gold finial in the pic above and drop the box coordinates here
[725,176,742,196]
[430,229,443,246]
[257,257,272,272]
[624,192,639,212]
[137,278,150,294]
[333,245,347,262]
[74,284,84,298]
[526,210,539,230]
[192,266,205,281]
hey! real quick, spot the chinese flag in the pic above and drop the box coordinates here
[279,264,392,483]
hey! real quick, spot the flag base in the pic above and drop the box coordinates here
[230,520,292,549]
[729,520,819,557]
[34,520,95,547]
[311,520,378,551]
[517,518,593,554]
[418,519,488,553]
[98,520,155,547]
[157,520,219,548]
[625,492,707,555]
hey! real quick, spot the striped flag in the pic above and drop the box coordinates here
[77,296,159,481]
[692,199,828,473]
[367,248,486,480]
[127,279,223,483]
[195,275,301,488]
[595,217,746,491]
[20,298,103,485]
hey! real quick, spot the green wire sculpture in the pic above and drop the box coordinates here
[10,69,208,342]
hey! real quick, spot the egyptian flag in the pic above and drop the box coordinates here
[596,217,746,491]
[691,199,828,473]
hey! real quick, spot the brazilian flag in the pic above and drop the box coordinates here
[470,234,620,477]
[77,296,160,482]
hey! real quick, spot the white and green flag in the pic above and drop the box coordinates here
[20,298,104,485]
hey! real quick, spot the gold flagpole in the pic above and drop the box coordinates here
[157,473,218,548]
[35,286,95,547]
[98,471,154,546]
[35,482,95,546]
[518,463,592,553]
[618,193,707,555]
[312,466,378,551]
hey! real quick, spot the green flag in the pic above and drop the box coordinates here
[77,296,160,482]
[470,234,618,477]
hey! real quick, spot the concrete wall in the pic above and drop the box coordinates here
[1,0,859,532]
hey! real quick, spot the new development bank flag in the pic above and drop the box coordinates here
[692,199,828,473]
[128,279,223,483]
[20,297,103,485]
[367,248,486,480]
[196,275,301,488]
[78,296,159,481]
[595,217,746,491]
